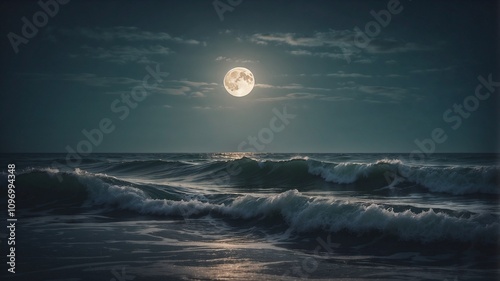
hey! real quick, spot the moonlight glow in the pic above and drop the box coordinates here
[223,67,255,97]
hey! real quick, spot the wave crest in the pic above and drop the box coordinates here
[9,169,498,244]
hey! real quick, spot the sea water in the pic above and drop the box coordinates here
[0,153,498,280]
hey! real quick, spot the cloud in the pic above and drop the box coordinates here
[257,92,322,101]
[174,80,218,94]
[410,66,455,74]
[25,73,220,98]
[53,26,204,64]
[386,74,406,78]
[215,56,259,63]
[287,49,346,60]
[159,86,192,96]
[357,85,409,102]
[337,81,357,86]
[192,105,233,110]
[191,91,205,97]
[254,81,357,102]
[249,30,353,47]
[256,92,352,102]
[287,50,310,55]
[77,45,172,64]
[363,38,432,54]
[219,29,233,35]
[156,80,218,97]
[327,71,371,78]
[168,80,216,88]
[249,31,356,60]
[321,96,354,102]
[249,31,433,61]
[283,72,370,78]
[22,74,216,99]
[22,72,140,87]
[332,80,419,103]
[71,26,205,45]
[353,59,373,64]
[255,83,330,92]
[254,81,409,103]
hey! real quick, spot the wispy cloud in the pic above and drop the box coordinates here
[159,86,191,96]
[192,105,233,110]
[327,71,371,78]
[249,31,433,60]
[218,29,233,35]
[287,49,346,60]
[156,80,218,97]
[22,72,140,87]
[282,72,370,78]
[254,80,411,103]
[332,80,419,103]
[249,31,352,47]
[358,85,408,101]
[255,83,330,92]
[256,92,352,102]
[22,73,220,99]
[353,59,373,64]
[250,31,357,61]
[364,39,432,54]
[174,80,218,88]
[254,81,360,102]
[76,45,172,64]
[386,74,406,78]
[357,86,417,103]
[215,56,259,63]
[68,26,205,45]
[53,26,203,64]
[410,66,454,74]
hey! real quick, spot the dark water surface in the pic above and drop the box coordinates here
[1,153,499,280]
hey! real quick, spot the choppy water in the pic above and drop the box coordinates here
[1,153,499,280]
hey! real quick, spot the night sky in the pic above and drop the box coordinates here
[1,0,498,153]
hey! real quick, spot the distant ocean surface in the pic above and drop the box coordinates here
[1,153,499,280]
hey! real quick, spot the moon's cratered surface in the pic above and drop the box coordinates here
[223,67,255,97]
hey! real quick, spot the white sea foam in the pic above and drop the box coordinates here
[71,170,498,244]
[306,159,499,194]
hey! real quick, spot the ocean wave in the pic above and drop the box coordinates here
[306,158,499,195]
[224,190,498,243]
[7,169,499,244]
[8,168,183,209]
[214,157,499,195]
[14,155,500,195]
[8,156,500,195]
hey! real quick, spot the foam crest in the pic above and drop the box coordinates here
[9,168,499,244]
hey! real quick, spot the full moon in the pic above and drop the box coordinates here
[223,67,255,97]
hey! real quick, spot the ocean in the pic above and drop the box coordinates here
[1,153,499,280]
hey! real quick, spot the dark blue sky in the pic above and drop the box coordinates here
[1,0,498,153]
